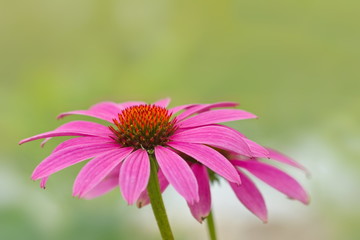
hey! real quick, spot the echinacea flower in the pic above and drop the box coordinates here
[19,98,264,206]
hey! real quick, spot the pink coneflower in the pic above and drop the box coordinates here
[19,98,263,205]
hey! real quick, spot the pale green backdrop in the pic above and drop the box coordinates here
[1,0,359,239]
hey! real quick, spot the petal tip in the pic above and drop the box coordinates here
[303,195,311,205]
[56,113,66,119]
[124,197,136,205]
[234,174,242,185]
[136,201,144,208]
[257,213,268,223]
[197,216,206,223]
[31,175,38,181]
[40,140,48,148]
[234,180,242,187]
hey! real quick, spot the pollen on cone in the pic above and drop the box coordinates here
[109,105,178,150]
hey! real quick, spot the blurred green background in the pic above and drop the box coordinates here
[1,0,359,239]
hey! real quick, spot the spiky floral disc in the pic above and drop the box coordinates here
[109,105,178,150]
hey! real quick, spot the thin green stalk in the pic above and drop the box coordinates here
[206,210,217,240]
[147,155,174,240]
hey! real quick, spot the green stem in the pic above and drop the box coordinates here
[147,155,174,240]
[206,210,217,240]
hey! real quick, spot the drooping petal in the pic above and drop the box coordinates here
[19,121,111,145]
[188,164,211,223]
[242,138,270,158]
[229,170,267,222]
[136,169,169,208]
[176,102,239,121]
[211,124,247,138]
[209,125,269,158]
[31,142,119,180]
[40,177,48,189]
[179,109,257,128]
[84,166,120,199]
[57,111,113,123]
[73,147,133,198]
[267,148,308,173]
[51,137,114,153]
[84,164,121,199]
[119,149,150,205]
[153,98,171,108]
[155,146,199,204]
[233,160,309,204]
[171,125,252,156]
[52,120,111,134]
[168,142,240,184]
[40,122,113,147]
[57,102,122,122]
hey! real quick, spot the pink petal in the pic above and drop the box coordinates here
[84,174,119,199]
[168,142,240,184]
[19,121,111,145]
[267,148,308,173]
[233,160,309,204]
[51,121,111,134]
[169,104,198,115]
[57,102,122,122]
[229,170,267,222]
[73,147,133,198]
[180,109,257,128]
[155,146,199,204]
[242,138,270,158]
[136,169,169,208]
[170,102,236,115]
[32,142,119,180]
[118,101,146,109]
[176,102,239,121]
[57,111,113,123]
[171,125,252,156]
[119,149,150,205]
[86,101,122,113]
[84,165,121,199]
[40,122,112,147]
[51,137,113,153]
[212,124,247,138]
[187,164,211,223]
[212,125,269,158]
[40,177,48,189]
[153,98,171,108]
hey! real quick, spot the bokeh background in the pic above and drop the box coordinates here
[1,0,359,239]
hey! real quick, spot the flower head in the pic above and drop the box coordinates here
[20,99,249,203]
[19,98,308,223]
